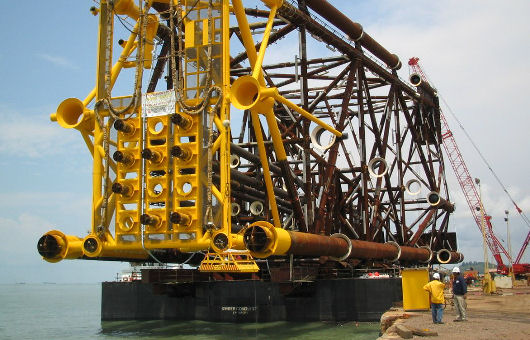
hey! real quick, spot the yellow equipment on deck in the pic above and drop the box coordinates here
[199,251,259,273]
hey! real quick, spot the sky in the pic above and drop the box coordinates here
[0,0,529,283]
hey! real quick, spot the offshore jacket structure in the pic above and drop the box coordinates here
[37,0,463,273]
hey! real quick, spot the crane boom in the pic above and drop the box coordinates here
[438,112,510,266]
[515,231,530,264]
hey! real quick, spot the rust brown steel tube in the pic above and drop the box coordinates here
[409,73,437,99]
[350,240,399,259]
[427,191,455,213]
[288,231,348,258]
[400,246,432,262]
[409,210,436,246]
[436,249,464,264]
[242,222,459,263]
[304,0,401,69]
[276,3,420,104]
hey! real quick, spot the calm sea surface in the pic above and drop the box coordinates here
[0,284,380,339]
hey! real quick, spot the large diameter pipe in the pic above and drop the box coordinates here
[427,191,455,213]
[305,0,401,70]
[231,143,281,174]
[212,174,292,207]
[37,229,206,264]
[242,221,439,263]
[350,240,400,260]
[436,249,464,264]
[350,240,431,262]
[289,231,348,258]
[214,163,290,199]
[230,144,305,190]
[38,230,150,262]
[400,246,433,263]
[409,73,437,98]
[37,230,84,263]
[243,221,348,259]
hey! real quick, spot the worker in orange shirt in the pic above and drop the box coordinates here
[423,272,445,324]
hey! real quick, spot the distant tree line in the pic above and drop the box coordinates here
[458,261,497,273]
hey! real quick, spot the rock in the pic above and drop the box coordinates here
[395,324,413,339]
[380,312,405,333]
[377,335,403,340]
[404,325,438,337]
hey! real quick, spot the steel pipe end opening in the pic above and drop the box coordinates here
[310,126,337,151]
[56,98,94,131]
[243,222,275,258]
[250,201,264,216]
[427,191,441,206]
[368,157,388,178]
[230,154,240,169]
[37,232,65,263]
[436,249,451,264]
[242,221,291,258]
[427,191,455,212]
[231,202,241,217]
[82,235,103,258]
[405,179,421,196]
[37,230,83,263]
[409,73,422,87]
[230,75,261,110]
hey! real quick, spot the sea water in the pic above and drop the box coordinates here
[0,284,380,339]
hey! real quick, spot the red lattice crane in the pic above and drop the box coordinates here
[408,57,530,275]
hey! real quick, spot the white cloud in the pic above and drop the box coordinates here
[0,214,53,257]
[37,53,80,70]
[0,106,79,158]
[0,191,90,215]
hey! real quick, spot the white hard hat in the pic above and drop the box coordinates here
[452,267,460,273]
[433,273,440,280]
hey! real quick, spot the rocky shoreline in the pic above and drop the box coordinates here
[378,286,530,339]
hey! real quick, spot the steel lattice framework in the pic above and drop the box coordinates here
[38,0,463,271]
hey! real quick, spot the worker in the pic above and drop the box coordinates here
[452,267,467,322]
[423,272,445,324]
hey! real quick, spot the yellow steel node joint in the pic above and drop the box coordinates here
[243,221,291,258]
[230,77,341,137]
[37,230,83,263]
[53,98,95,133]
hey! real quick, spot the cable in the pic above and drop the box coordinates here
[439,95,530,230]
[117,14,135,34]
[419,65,530,230]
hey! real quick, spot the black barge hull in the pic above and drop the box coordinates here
[102,277,401,322]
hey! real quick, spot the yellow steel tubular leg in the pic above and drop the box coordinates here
[232,0,266,86]
[220,0,232,238]
[252,4,278,78]
[249,108,281,228]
